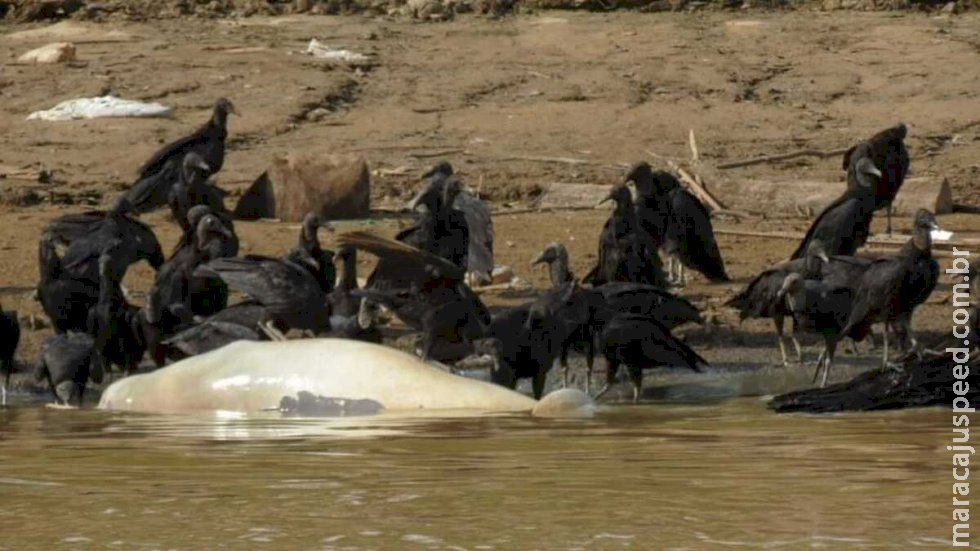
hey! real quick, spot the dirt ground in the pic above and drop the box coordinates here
[0,11,978,391]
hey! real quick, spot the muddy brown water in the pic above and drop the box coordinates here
[0,384,954,550]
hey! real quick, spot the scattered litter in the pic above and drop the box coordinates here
[304,39,371,63]
[27,96,173,121]
[490,264,514,285]
[18,42,76,64]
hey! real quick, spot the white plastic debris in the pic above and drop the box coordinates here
[931,229,954,242]
[27,96,173,122]
[304,39,370,63]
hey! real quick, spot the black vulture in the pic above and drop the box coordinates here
[44,197,164,281]
[595,314,707,403]
[36,237,100,333]
[160,304,272,361]
[776,273,853,387]
[839,209,943,367]
[366,171,470,300]
[34,332,103,407]
[484,290,570,399]
[87,247,147,376]
[136,97,236,181]
[342,231,490,361]
[726,241,829,366]
[770,351,978,413]
[583,183,667,288]
[592,282,702,330]
[143,206,237,364]
[625,162,729,284]
[195,255,331,337]
[415,162,495,284]
[1,300,20,406]
[325,245,381,343]
[533,242,702,391]
[531,243,601,390]
[789,175,878,260]
[284,212,336,294]
[841,123,910,235]
[168,152,228,232]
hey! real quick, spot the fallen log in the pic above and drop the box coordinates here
[716,176,952,218]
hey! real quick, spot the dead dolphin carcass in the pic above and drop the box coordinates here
[97,338,593,418]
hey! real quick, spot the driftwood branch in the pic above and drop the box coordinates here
[713,228,973,257]
[689,129,700,163]
[408,148,467,159]
[716,147,850,170]
[493,155,626,168]
[648,151,727,213]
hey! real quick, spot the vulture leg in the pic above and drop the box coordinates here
[42,366,63,405]
[559,347,570,388]
[260,321,287,342]
[819,337,837,388]
[584,339,595,395]
[627,365,643,404]
[774,315,790,368]
[791,336,804,364]
[592,359,620,401]
[76,382,86,408]
[1,371,7,407]
[881,328,890,368]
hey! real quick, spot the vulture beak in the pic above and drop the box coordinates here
[596,190,615,208]
[817,250,830,264]
[319,220,336,232]
[228,102,240,116]
[857,157,882,179]
[214,222,233,238]
[930,222,953,242]
[531,249,550,266]
[407,182,435,211]
[195,159,211,173]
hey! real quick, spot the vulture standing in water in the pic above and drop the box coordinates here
[415,162,495,285]
[483,285,574,399]
[532,243,600,390]
[1,300,20,405]
[124,98,237,213]
[789,163,878,260]
[839,209,943,369]
[726,241,829,366]
[285,212,335,294]
[36,237,101,334]
[776,272,853,387]
[625,162,729,284]
[583,183,666,288]
[35,332,103,407]
[841,123,910,236]
[87,247,147,376]
[595,314,707,403]
[532,242,701,392]
[167,152,228,232]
